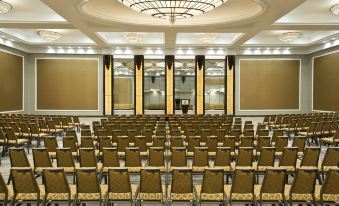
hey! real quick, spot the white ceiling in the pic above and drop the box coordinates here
[0,0,337,55]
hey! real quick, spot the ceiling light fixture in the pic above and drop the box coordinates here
[197,33,217,43]
[278,32,300,42]
[37,30,62,41]
[330,3,339,15]
[0,0,12,13]
[118,0,227,24]
[125,33,143,43]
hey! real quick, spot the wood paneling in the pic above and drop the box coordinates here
[0,51,23,112]
[240,59,300,110]
[36,59,98,110]
[313,52,339,111]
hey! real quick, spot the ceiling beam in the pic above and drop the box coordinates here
[41,0,108,47]
[230,0,307,48]
[0,22,74,29]
[270,24,339,30]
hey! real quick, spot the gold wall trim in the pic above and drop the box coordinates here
[313,51,339,112]
[36,58,99,111]
[239,59,300,111]
[135,64,143,115]
[196,65,204,114]
[0,49,24,113]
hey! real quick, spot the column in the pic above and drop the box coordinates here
[165,55,174,115]
[134,55,144,115]
[104,55,113,115]
[195,55,205,115]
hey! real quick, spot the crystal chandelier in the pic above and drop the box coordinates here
[197,33,217,43]
[118,0,227,24]
[0,0,12,13]
[278,32,300,42]
[125,33,143,43]
[330,4,339,15]
[37,30,62,41]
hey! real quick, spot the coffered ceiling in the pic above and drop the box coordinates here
[0,0,338,55]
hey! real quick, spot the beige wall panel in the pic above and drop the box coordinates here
[240,59,300,110]
[313,52,339,111]
[0,51,23,112]
[37,59,98,110]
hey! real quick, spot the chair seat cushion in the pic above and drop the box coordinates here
[195,185,224,201]
[46,185,76,200]
[224,185,254,201]
[77,185,107,200]
[254,185,283,201]
[107,184,138,200]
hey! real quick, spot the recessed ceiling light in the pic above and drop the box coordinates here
[38,30,62,41]
[278,32,300,42]
[0,0,12,13]
[330,3,339,15]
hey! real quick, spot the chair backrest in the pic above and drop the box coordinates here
[63,137,78,152]
[223,136,236,152]
[256,136,271,151]
[320,168,339,199]
[102,148,119,167]
[56,148,75,167]
[117,136,129,152]
[140,168,162,193]
[98,136,112,151]
[300,147,320,167]
[11,167,39,194]
[170,136,184,147]
[239,136,254,147]
[214,147,231,167]
[243,129,254,137]
[236,147,253,167]
[5,128,18,141]
[20,122,30,134]
[215,129,226,142]
[66,130,77,138]
[44,137,58,153]
[272,130,283,143]
[322,147,339,167]
[43,168,70,194]
[148,147,165,167]
[171,168,193,194]
[125,147,141,167]
[231,168,255,195]
[260,168,286,196]
[79,148,97,167]
[9,148,30,167]
[108,168,131,193]
[192,147,209,167]
[134,136,147,152]
[257,129,269,137]
[0,172,8,196]
[258,147,275,167]
[292,136,306,153]
[81,129,92,137]
[171,147,187,167]
[32,148,52,168]
[201,168,224,194]
[290,168,317,196]
[81,136,94,148]
[153,136,166,147]
[187,136,201,152]
[275,136,288,152]
[29,123,40,135]
[206,136,218,152]
[76,168,100,194]
[279,147,298,167]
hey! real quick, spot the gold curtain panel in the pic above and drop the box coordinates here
[240,59,300,110]
[36,59,99,110]
[313,52,339,111]
[0,51,23,112]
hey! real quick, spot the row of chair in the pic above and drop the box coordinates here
[1,167,338,206]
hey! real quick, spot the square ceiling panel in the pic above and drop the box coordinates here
[0,0,66,22]
[0,29,95,44]
[244,30,339,46]
[276,0,339,24]
[97,32,165,45]
[176,33,243,45]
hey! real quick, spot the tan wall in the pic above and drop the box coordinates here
[0,51,23,112]
[36,59,99,110]
[313,52,339,111]
[240,59,300,110]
